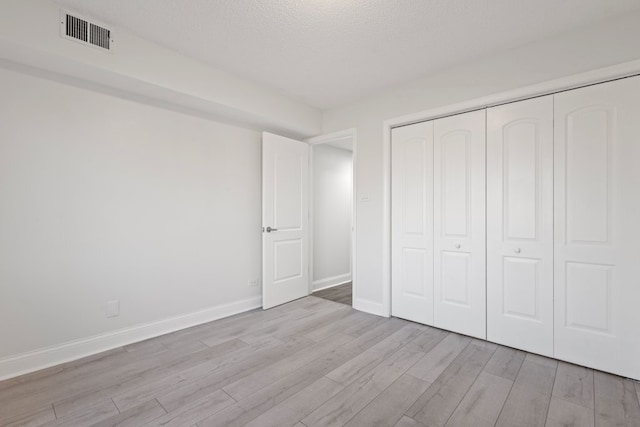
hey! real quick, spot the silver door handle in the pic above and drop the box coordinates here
[514,248,521,253]
[266,226,278,233]
[455,243,461,249]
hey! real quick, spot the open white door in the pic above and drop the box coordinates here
[262,132,310,309]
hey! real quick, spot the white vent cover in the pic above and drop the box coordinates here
[60,12,113,51]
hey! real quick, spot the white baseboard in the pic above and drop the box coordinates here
[312,273,352,291]
[0,296,262,381]
[353,297,389,318]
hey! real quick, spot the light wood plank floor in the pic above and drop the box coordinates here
[313,283,352,306]
[1,296,639,427]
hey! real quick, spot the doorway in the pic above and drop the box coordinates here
[308,130,356,306]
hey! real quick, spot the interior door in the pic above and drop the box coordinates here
[391,121,435,325]
[487,96,554,356]
[262,132,309,309]
[554,76,640,380]
[433,110,486,339]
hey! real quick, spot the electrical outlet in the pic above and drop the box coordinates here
[106,300,120,318]
[248,279,259,287]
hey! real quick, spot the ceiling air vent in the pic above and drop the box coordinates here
[65,14,88,42]
[89,23,111,50]
[61,12,113,51]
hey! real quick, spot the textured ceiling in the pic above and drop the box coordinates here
[52,0,640,109]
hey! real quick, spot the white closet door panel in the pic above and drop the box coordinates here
[555,76,640,381]
[487,96,554,356]
[391,121,434,325]
[433,110,486,339]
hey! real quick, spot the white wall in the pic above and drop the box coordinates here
[322,12,640,315]
[312,145,352,290]
[0,0,320,381]
[0,67,262,377]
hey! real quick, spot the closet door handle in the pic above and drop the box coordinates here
[514,248,521,254]
[455,243,461,249]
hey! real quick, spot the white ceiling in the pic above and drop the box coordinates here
[52,0,640,109]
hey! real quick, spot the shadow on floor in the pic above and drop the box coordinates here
[313,282,352,306]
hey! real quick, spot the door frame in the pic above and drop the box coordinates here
[381,59,640,318]
[306,128,357,305]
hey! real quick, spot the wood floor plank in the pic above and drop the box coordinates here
[54,338,245,416]
[2,296,638,427]
[343,374,431,427]
[406,341,497,427]
[140,389,234,427]
[482,346,526,381]
[193,403,247,427]
[594,371,640,427]
[243,377,344,427]
[222,332,354,400]
[195,346,357,427]
[122,339,169,356]
[41,399,119,427]
[325,324,424,386]
[340,317,409,353]
[108,337,269,411]
[152,337,312,414]
[301,295,346,309]
[1,405,56,427]
[38,339,209,419]
[552,361,594,409]
[404,327,449,354]
[305,310,371,342]
[470,339,499,351]
[272,305,353,341]
[197,307,314,348]
[526,353,559,368]
[185,297,328,348]
[409,325,449,354]
[546,397,594,427]
[0,347,127,394]
[302,346,425,427]
[90,399,167,427]
[518,356,559,392]
[395,415,427,427]
[445,372,513,427]
[494,355,558,427]
[196,307,307,344]
[237,304,348,345]
[341,313,387,337]
[405,333,471,383]
[0,347,142,418]
[113,336,310,413]
[166,296,322,348]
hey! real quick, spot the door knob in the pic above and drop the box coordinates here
[266,226,278,233]
[514,248,521,253]
[455,243,461,249]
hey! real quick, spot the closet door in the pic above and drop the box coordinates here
[555,76,640,380]
[391,121,434,325]
[433,110,486,339]
[487,96,554,356]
